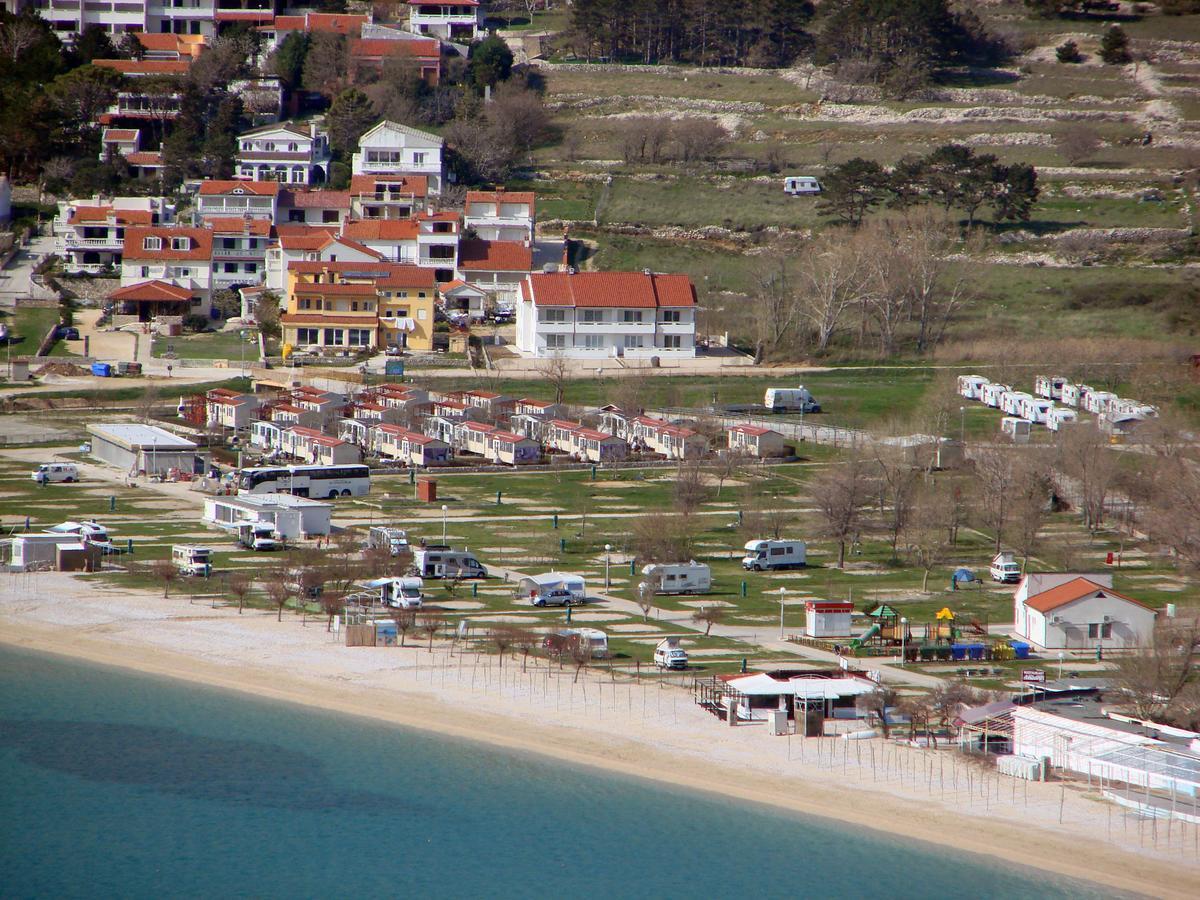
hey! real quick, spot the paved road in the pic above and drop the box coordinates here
[0,233,57,305]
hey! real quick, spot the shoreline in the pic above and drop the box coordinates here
[1,615,1194,898]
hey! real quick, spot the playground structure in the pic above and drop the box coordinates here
[841,604,1029,663]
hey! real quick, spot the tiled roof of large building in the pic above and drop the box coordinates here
[523,271,696,308]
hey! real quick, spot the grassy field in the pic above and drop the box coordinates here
[154,328,259,362]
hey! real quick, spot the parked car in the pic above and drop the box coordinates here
[531,588,575,608]
[990,552,1021,584]
[31,463,79,484]
[654,638,688,670]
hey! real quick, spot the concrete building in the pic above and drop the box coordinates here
[87,423,199,475]
[1013,574,1157,650]
[351,120,444,193]
[196,180,280,222]
[203,493,332,539]
[406,0,481,42]
[463,190,535,242]
[235,121,331,185]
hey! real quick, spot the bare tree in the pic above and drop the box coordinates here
[871,446,916,557]
[1108,621,1200,728]
[391,608,417,647]
[635,576,657,622]
[669,118,727,168]
[0,16,42,63]
[630,513,697,563]
[569,635,592,683]
[1057,424,1120,534]
[148,558,179,598]
[796,231,872,354]
[1007,454,1054,574]
[673,460,708,516]
[490,625,519,668]
[537,353,569,404]
[856,685,899,738]
[227,572,253,614]
[904,482,952,592]
[974,447,1017,552]
[691,605,724,636]
[809,455,870,567]
[893,211,971,355]
[929,681,986,735]
[265,576,295,622]
[748,260,806,363]
[418,613,445,652]
[1057,125,1103,166]
[712,449,749,498]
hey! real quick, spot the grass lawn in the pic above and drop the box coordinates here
[0,305,69,357]
[546,66,819,106]
[600,176,819,230]
[154,329,259,361]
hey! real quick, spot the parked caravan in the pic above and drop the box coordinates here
[46,520,113,551]
[1001,417,1031,443]
[368,526,409,556]
[1020,397,1054,425]
[654,637,689,670]
[1112,399,1158,420]
[1002,391,1033,417]
[412,546,487,579]
[640,562,712,595]
[1083,391,1117,416]
[1047,408,1079,432]
[31,463,79,484]
[763,386,820,414]
[543,628,609,659]
[742,539,806,571]
[171,545,212,577]
[981,383,1010,409]
[1034,376,1067,401]
[576,627,609,658]
[1060,383,1088,409]
[957,375,989,401]
[990,551,1021,584]
[365,577,424,610]
[519,572,586,605]
[783,176,822,195]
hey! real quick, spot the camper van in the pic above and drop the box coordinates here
[368,526,409,556]
[543,628,609,659]
[576,627,609,658]
[366,577,424,610]
[237,523,279,552]
[1002,391,1033,417]
[1047,408,1079,432]
[1000,417,1031,443]
[742,539,806,571]
[763,387,820,414]
[981,383,1010,409]
[783,176,822,195]
[957,375,988,401]
[412,546,487,579]
[171,545,212,577]
[640,562,711,595]
[1083,391,1117,416]
[1034,376,1067,401]
[654,637,688,670]
[990,551,1021,584]
[31,463,79,484]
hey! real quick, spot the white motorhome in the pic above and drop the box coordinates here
[365,577,424,610]
[1001,417,1031,443]
[1034,375,1067,401]
[742,539,806,571]
[640,562,711,595]
[412,546,487,579]
[368,526,409,556]
[1060,383,1089,409]
[171,545,212,577]
[1020,397,1053,425]
[1047,408,1079,432]
[654,637,688,670]
[981,383,1010,409]
[31,463,79,484]
[956,375,988,401]
[990,551,1021,584]
[783,176,822,195]
[237,522,279,551]
[763,386,820,413]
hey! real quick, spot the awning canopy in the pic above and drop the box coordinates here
[726,673,876,699]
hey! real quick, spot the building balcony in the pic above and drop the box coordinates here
[63,236,123,249]
[212,247,265,258]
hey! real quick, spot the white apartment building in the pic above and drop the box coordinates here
[235,121,332,186]
[196,180,280,222]
[515,271,698,359]
[120,225,214,311]
[342,211,459,282]
[351,120,444,193]
[33,0,217,41]
[53,195,174,274]
[406,0,481,42]
[463,190,534,242]
[209,217,270,291]
[264,228,382,293]
[349,174,430,220]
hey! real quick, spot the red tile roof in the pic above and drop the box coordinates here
[458,239,531,272]
[102,129,139,141]
[292,282,379,296]
[122,227,213,261]
[349,174,428,196]
[342,219,419,241]
[282,313,379,325]
[110,280,193,302]
[1024,577,1152,614]
[491,431,534,444]
[198,180,280,196]
[286,260,415,276]
[525,271,696,308]
[68,206,154,226]
[465,190,535,208]
[280,189,351,209]
[350,38,440,59]
[730,424,776,437]
[124,152,163,166]
[93,59,190,75]
[272,13,368,33]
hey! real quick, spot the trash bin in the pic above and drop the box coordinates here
[768,709,788,736]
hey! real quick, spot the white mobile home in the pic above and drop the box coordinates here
[2,533,88,570]
[640,562,711,595]
[741,539,806,571]
[783,176,822,195]
[981,383,1010,409]
[1047,408,1079,432]
[1034,375,1067,400]
[727,424,789,458]
[203,494,332,540]
[1019,397,1053,425]
[1083,390,1117,416]
[1002,391,1033,417]
[1060,383,1089,409]
[957,375,988,401]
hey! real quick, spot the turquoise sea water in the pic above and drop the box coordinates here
[0,646,1121,899]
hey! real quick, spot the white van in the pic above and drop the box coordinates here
[783,176,822,195]
[171,545,212,577]
[990,551,1021,584]
[742,539,806,571]
[368,526,409,556]
[763,386,820,413]
[654,637,688,670]
[412,546,487,579]
[32,463,79,484]
[367,576,424,609]
[640,562,711,595]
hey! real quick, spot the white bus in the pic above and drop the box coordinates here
[238,464,371,498]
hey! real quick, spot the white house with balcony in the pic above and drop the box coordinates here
[351,120,444,193]
[515,271,698,359]
[209,217,270,290]
[235,121,332,185]
[341,211,459,282]
[120,225,214,313]
[34,1,218,42]
[349,174,430,220]
[54,196,174,274]
[406,0,481,42]
[196,180,280,222]
[464,190,534,242]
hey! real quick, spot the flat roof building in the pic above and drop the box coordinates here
[87,423,200,476]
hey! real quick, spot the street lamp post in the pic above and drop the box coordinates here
[779,587,787,639]
[900,616,908,666]
[604,544,611,590]
[1058,651,1065,680]
[959,406,966,443]
[441,504,448,543]
[240,329,247,377]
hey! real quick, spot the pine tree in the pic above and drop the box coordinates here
[1099,25,1131,65]
[326,88,377,158]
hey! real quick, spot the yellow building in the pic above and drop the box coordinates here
[280,261,438,353]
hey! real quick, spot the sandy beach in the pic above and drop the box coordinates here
[2,572,1197,899]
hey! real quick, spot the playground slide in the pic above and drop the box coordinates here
[850,623,881,649]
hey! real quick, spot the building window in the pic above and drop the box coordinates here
[540,309,567,324]
[661,309,682,323]
[624,335,644,349]
[622,310,644,323]
[348,329,372,347]
[545,334,566,349]
[582,334,603,350]
[297,328,318,344]
[171,237,190,251]
[322,211,339,224]
[581,309,604,324]
[224,263,238,273]
[325,328,344,346]
[1088,623,1113,639]
[143,237,162,251]
[412,152,426,166]
[662,335,682,349]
